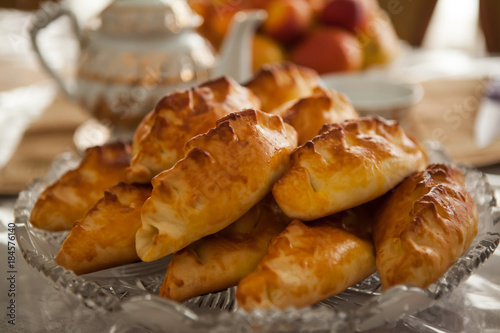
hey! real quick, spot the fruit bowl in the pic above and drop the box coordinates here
[190,0,400,75]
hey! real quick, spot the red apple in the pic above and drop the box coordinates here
[263,0,313,44]
[291,27,363,74]
[304,0,328,12]
[319,0,369,33]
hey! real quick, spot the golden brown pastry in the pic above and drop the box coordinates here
[272,117,428,220]
[317,195,386,239]
[126,76,261,183]
[137,109,297,262]
[30,142,132,231]
[236,218,376,310]
[56,182,152,275]
[373,163,478,290]
[159,195,291,302]
[275,86,358,145]
[244,62,320,114]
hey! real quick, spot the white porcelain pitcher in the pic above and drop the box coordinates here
[30,0,266,129]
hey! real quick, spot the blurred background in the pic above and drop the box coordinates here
[1,0,498,77]
[2,0,499,55]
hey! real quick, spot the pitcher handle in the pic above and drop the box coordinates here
[29,4,80,99]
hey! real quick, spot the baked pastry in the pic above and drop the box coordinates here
[275,86,358,145]
[244,62,320,114]
[159,195,291,302]
[317,194,386,239]
[272,117,428,220]
[56,182,152,275]
[30,142,132,231]
[137,109,297,262]
[373,163,478,290]
[126,76,261,183]
[236,218,376,310]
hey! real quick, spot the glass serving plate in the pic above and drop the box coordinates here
[14,143,500,332]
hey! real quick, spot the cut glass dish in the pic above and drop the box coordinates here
[14,143,500,332]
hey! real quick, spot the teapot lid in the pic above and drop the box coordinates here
[99,0,202,35]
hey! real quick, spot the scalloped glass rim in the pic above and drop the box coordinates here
[14,144,500,332]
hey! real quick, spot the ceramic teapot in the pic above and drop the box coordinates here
[30,0,266,129]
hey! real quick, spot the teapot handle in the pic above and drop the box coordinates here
[29,4,80,99]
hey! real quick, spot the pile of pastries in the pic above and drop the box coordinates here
[30,62,478,311]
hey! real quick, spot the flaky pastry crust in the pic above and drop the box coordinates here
[159,195,291,302]
[244,62,320,114]
[56,182,152,275]
[373,164,478,290]
[275,86,358,145]
[137,109,297,262]
[272,117,428,220]
[30,142,132,231]
[126,76,261,183]
[236,219,376,310]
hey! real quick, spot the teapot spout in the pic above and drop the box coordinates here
[211,10,267,83]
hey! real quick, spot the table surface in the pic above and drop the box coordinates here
[1,7,500,333]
